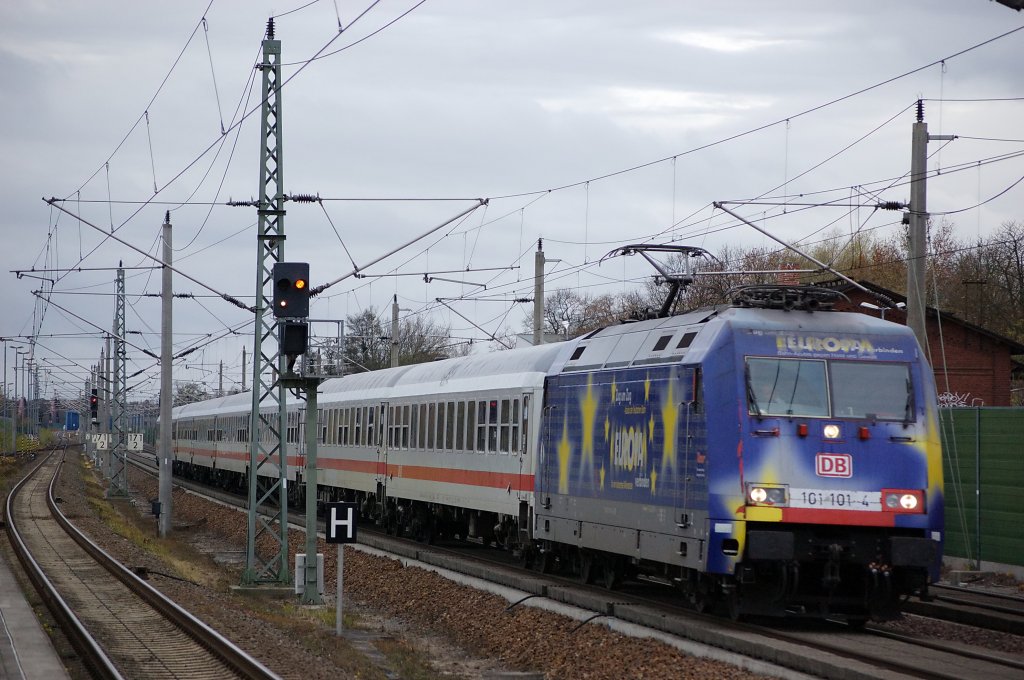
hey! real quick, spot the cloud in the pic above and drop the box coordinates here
[539,87,774,133]
[659,30,800,53]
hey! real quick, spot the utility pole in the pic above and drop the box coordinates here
[391,295,400,368]
[245,17,290,586]
[241,347,247,392]
[219,360,224,397]
[159,212,174,537]
[906,99,954,349]
[533,240,545,345]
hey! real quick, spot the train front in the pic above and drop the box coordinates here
[703,303,944,622]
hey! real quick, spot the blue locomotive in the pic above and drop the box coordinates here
[535,285,943,622]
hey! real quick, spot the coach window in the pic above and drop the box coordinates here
[511,399,521,453]
[466,402,476,452]
[427,403,436,450]
[409,404,417,449]
[499,399,511,453]
[433,402,443,450]
[402,405,410,448]
[372,405,380,448]
[476,401,487,451]
[456,401,466,450]
[387,406,396,448]
[354,408,363,445]
[521,395,530,453]
[438,401,450,448]
[445,402,455,451]
[418,404,426,450]
[488,400,499,453]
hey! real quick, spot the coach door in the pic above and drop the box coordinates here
[538,384,556,510]
[516,393,531,501]
[375,401,390,503]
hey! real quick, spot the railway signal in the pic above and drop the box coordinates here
[89,388,99,421]
[272,262,309,318]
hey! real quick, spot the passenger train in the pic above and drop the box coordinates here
[171,285,944,622]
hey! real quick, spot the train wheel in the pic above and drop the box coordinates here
[579,552,595,585]
[725,588,742,621]
[692,575,714,614]
[538,550,555,574]
[601,558,622,590]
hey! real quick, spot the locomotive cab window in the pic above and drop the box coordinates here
[746,358,829,418]
[830,361,912,421]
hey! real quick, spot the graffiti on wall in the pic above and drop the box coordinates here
[938,391,984,408]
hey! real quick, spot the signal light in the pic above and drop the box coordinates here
[272,262,310,318]
[89,388,99,420]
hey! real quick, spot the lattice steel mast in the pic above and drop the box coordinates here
[244,17,290,585]
[109,264,128,496]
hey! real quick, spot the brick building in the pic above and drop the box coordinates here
[819,280,1024,407]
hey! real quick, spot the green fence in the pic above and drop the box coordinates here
[940,408,1024,569]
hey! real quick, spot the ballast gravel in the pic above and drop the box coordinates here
[51,452,1024,679]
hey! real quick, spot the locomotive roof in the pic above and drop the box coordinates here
[173,305,916,420]
[555,304,917,373]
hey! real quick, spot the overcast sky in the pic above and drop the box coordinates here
[2,0,1022,403]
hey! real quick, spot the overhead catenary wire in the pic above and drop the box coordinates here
[44,199,254,313]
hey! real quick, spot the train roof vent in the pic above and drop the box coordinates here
[652,335,673,352]
[727,285,848,312]
[676,331,698,349]
[569,346,586,361]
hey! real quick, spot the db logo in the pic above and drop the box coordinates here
[816,453,852,478]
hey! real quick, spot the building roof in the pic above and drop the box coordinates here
[818,279,1024,355]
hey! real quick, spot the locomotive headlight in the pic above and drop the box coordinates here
[882,489,924,513]
[747,484,788,506]
[823,424,841,440]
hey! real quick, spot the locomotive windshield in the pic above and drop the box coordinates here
[746,357,912,420]
[746,358,829,417]
[830,361,911,421]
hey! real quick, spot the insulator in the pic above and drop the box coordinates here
[878,201,905,211]
[287,193,319,203]
[267,17,275,40]
[916,98,924,122]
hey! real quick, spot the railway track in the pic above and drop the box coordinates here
[5,446,279,680]
[903,582,1024,635]
[124,451,1024,679]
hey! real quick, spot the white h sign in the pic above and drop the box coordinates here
[325,502,359,544]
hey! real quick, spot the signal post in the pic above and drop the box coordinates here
[273,262,325,605]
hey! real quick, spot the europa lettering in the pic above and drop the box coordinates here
[611,426,647,472]
[776,335,874,354]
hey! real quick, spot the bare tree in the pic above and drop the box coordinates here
[343,307,469,372]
